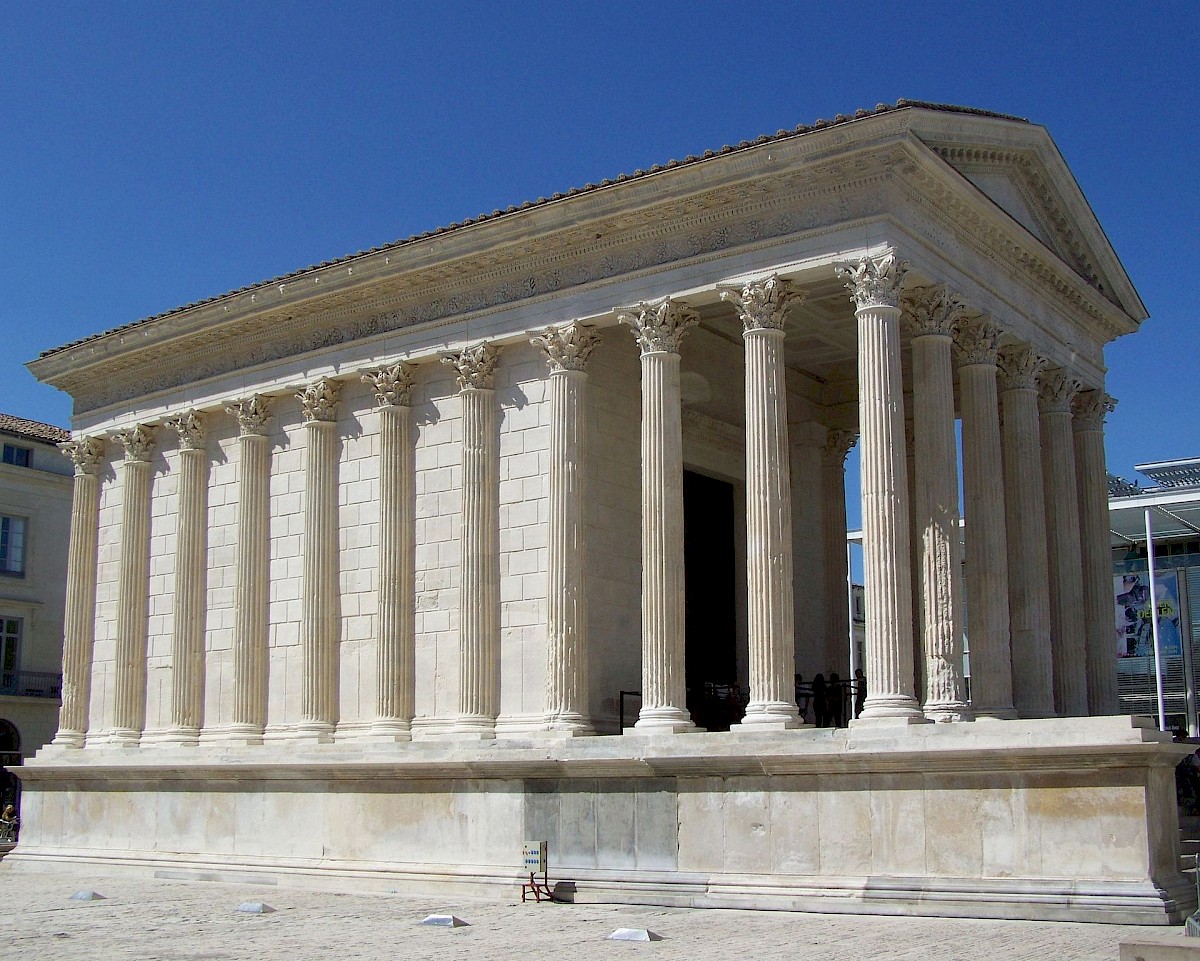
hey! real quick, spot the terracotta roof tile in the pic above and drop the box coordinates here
[0,413,71,445]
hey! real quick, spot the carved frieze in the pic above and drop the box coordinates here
[997,343,1047,391]
[443,343,501,391]
[530,322,601,373]
[165,411,207,451]
[59,436,105,476]
[837,251,909,310]
[225,395,272,437]
[716,273,804,332]
[902,285,965,338]
[615,297,699,354]
[111,424,157,463]
[362,363,416,407]
[297,378,341,422]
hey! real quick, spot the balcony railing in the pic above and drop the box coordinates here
[0,671,62,699]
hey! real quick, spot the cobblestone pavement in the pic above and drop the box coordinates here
[0,869,1187,961]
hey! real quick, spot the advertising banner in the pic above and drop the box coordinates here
[1115,571,1183,658]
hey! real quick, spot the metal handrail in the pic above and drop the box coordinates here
[0,670,62,699]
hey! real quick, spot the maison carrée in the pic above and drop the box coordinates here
[8,101,1188,924]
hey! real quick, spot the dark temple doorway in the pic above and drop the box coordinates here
[683,470,741,730]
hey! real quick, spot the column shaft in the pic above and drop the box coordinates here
[53,439,104,747]
[1041,374,1089,715]
[459,386,500,731]
[959,357,1016,718]
[376,403,416,734]
[111,427,156,743]
[999,347,1056,718]
[170,442,208,738]
[1075,389,1118,715]
[301,419,340,735]
[820,435,854,678]
[232,432,270,735]
[910,331,970,720]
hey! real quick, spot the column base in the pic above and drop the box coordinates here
[140,726,201,746]
[107,728,143,747]
[856,694,925,721]
[537,713,595,737]
[922,702,974,723]
[367,719,413,742]
[627,706,701,734]
[448,714,497,740]
[973,708,1020,720]
[733,701,805,730]
[293,721,336,744]
[200,724,265,746]
[49,731,84,749]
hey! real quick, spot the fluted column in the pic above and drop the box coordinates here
[164,412,209,743]
[617,297,699,732]
[903,287,970,721]
[110,424,157,744]
[363,364,418,739]
[443,344,502,737]
[297,378,342,740]
[1040,369,1089,716]
[820,430,857,678]
[998,345,1056,718]
[720,275,803,728]
[955,318,1016,718]
[836,253,921,720]
[531,323,602,734]
[225,396,272,741]
[52,436,106,747]
[1074,388,1118,715]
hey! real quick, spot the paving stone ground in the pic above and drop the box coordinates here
[0,869,1187,961]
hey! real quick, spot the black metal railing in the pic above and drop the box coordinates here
[0,670,62,699]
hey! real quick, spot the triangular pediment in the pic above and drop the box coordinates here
[919,138,1143,319]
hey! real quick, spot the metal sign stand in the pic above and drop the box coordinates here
[520,841,561,903]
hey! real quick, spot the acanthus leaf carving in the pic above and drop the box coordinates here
[1038,368,1082,413]
[615,296,698,354]
[59,435,105,476]
[442,342,501,391]
[822,428,859,465]
[836,251,908,310]
[902,284,966,338]
[362,363,416,407]
[1072,389,1116,430]
[953,316,1002,367]
[165,410,207,451]
[225,395,272,437]
[297,378,341,422]
[717,273,804,332]
[529,322,601,373]
[997,343,1048,391]
[111,423,157,463]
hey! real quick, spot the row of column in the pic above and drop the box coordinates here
[838,253,1117,723]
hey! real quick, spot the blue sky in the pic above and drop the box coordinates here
[3,2,1196,499]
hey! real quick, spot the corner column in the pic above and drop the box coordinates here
[1074,388,1119,715]
[443,344,502,737]
[531,323,602,734]
[297,379,342,741]
[903,287,970,721]
[363,364,418,739]
[998,345,1057,718]
[836,253,922,721]
[820,429,857,678]
[720,275,804,729]
[1039,369,1089,716]
[954,318,1016,718]
[225,396,272,742]
[110,424,157,744]
[52,436,106,747]
[617,298,699,733]
[164,412,209,743]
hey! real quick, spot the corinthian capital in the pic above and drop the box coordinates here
[836,251,908,310]
[225,395,272,437]
[1073,389,1116,431]
[717,274,804,332]
[953,317,1002,367]
[997,343,1047,391]
[165,411,207,451]
[615,296,699,354]
[297,378,341,423]
[1038,368,1082,413]
[902,285,965,338]
[362,363,416,407]
[442,343,501,390]
[530,322,601,373]
[822,429,858,465]
[112,424,157,463]
[59,436,105,476]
